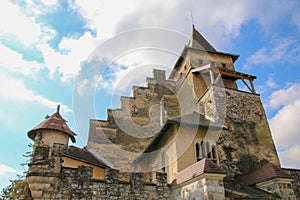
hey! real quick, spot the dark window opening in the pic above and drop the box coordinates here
[196,143,200,162]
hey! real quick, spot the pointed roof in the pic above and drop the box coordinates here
[169,26,239,79]
[28,105,76,143]
[236,163,293,186]
[188,25,216,52]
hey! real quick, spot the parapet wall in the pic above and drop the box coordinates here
[27,163,170,200]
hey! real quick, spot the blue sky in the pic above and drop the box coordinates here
[1,0,300,190]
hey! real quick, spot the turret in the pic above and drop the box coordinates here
[26,105,77,199]
[27,104,76,147]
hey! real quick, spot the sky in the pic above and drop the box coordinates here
[0,0,300,190]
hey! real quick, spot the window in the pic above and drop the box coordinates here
[33,146,49,162]
[201,141,206,158]
[195,140,218,162]
[212,145,217,159]
[222,63,226,68]
[195,143,200,161]
[161,151,166,172]
[206,141,212,158]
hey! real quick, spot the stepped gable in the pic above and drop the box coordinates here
[174,158,226,184]
[28,105,76,143]
[64,146,108,168]
[88,69,179,150]
[236,162,293,186]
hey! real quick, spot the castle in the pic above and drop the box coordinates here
[25,26,300,199]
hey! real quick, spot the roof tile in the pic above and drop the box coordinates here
[28,105,76,143]
[175,158,226,184]
[236,163,293,186]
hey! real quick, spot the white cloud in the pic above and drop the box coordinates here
[0,164,21,191]
[0,43,42,75]
[40,0,58,6]
[0,164,18,176]
[244,37,300,69]
[270,99,300,149]
[266,76,278,89]
[0,164,18,190]
[279,145,300,169]
[0,0,42,46]
[2,0,298,83]
[268,83,300,110]
[269,83,300,168]
[40,32,99,81]
[0,73,72,113]
[72,0,140,40]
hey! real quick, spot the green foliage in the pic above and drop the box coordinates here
[0,179,31,200]
[0,143,34,200]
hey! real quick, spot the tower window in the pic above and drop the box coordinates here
[206,141,212,159]
[195,143,201,162]
[201,141,206,158]
[212,145,217,159]
[195,140,218,160]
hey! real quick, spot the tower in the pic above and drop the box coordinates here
[170,26,280,175]
[26,105,76,199]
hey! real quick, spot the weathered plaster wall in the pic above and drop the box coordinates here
[34,130,69,147]
[62,156,105,179]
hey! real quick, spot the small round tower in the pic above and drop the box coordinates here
[27,105,76,147]
[26,105,76,199]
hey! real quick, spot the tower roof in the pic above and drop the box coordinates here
[188,25,216,52]
[236,163,292,186]
[28,105,76,143]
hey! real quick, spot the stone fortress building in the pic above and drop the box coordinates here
[25,26,300,199]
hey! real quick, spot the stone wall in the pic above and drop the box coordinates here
[28,164,170,200]
[284,169,300,199]
[256,179,296,200]
[199,86,280,175]
[170,174,225,200]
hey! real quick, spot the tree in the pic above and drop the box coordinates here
[0,144,34,200]
[0,178,31,200]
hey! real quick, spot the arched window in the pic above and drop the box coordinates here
[212,145,216,159]
[195,143,200,162]
[201,141,206,158]
[161,151,165,172]
[206,141,212,159]
[196,140,219,161]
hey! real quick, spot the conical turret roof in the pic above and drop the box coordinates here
[28,105,76,143]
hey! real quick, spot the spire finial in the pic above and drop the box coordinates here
[57,104,60,113]
[190,9,195,28]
